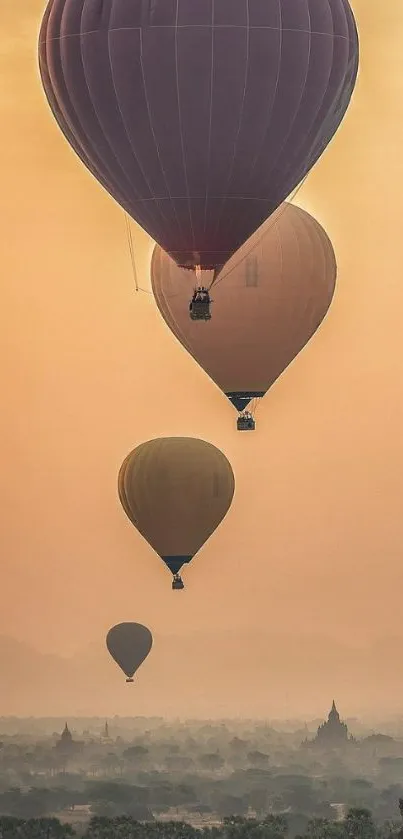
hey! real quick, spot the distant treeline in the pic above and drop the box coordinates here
[0,777,402,825]
[0,809,403,839]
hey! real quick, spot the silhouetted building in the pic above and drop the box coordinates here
[315,701,350,745]
[302,702,354,748]
[101,720,112,744]
[54,723,83,756]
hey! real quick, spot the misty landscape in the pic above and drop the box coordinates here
[3,632,403,839]
[1,708,403,837]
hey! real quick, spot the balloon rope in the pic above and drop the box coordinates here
[209,174,309,291]
[243,397,262,417]
[253,397,263,415]
[124,212,152,295]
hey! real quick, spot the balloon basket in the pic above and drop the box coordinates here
[237,415,256,431]
[172,578,185,591]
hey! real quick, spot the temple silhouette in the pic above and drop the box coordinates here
[302,701,355,748]
[101,720,112,743]
[54,723,83,755]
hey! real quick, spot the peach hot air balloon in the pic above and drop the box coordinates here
[151,203,336,430]
[118,438,235,590]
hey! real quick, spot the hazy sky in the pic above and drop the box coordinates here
[1,1,403,718]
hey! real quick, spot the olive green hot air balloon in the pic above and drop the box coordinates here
[118,437,235,589]
[106,623,153,683]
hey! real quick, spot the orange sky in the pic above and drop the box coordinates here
[1,1,403,718]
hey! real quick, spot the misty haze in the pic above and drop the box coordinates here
[2,0,403,838]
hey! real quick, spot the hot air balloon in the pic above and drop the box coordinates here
[106,623,153,683]
[38,0,358,283]
[151,203,336,429]
[118,438,235,589]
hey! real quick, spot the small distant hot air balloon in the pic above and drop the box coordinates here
[38,0,358,280]
[106,623,153,683]
[151,203,336,430]
[118,437,235,589]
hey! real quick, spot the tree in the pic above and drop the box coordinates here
[214,795,248,819]
[343,808,377,839]
[244,789,268,816]
[259,814,289,839]
[199,754,225,772]
[123,747,149,762]
[84,783,152,820]
[303,818,345,839]
[0,816,75,839]
[280,779,316,815]
[376,821,402,839]
[229,739,249,753]
[247,752,270,768]
[347,783,374,810]
[101,753,123,777]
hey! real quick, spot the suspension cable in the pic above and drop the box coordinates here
[124,212,152,295]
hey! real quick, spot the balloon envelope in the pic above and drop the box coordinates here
[151,204,337,412]
[106,623,153,680]
[118,438,235,575]
[38,0,358,271]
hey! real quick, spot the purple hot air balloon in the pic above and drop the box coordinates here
[38,0,359,273]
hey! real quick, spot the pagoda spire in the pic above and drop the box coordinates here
[329,700,340,721]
